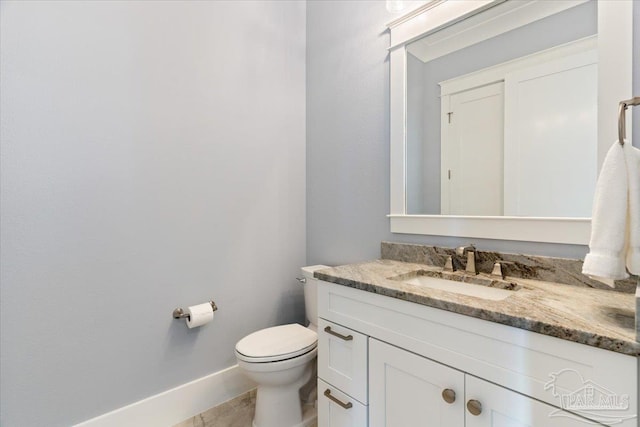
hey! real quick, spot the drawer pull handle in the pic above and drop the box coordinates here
[442,388,456,404]
[467,399,482,416]
[324,326,353,341]
[324,389,353,409]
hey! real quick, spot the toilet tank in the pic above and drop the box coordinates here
[300,265,329,331]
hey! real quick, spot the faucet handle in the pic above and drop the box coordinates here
[444,255,455,272]
[490,262,504,279]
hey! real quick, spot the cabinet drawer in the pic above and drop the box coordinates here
[318,318,368,404]
[318,379,367,427]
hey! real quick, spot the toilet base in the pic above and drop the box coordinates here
[251,361,314,427]
[253,401,317,427]
[253,384,303,427]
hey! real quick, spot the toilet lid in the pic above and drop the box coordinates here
[235,324,317,363]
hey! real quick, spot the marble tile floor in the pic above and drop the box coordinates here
[173,389,317,427]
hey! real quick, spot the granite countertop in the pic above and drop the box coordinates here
[315,259,640,357]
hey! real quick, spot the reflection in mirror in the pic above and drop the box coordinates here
[405,1,597,217]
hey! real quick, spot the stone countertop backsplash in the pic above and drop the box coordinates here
[314,242,640,357]
[381,242,637,293]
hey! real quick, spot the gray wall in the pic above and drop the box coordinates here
[306,0,639,266]
[307,0,401,265]
[0,1,306,426]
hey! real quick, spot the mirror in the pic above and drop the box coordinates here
[388,0,633,244]
[405,2,597,217]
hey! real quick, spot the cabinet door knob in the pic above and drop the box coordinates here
[324,326,353,341]
[467,399,482,416]
[324,389,353,409]
[442,388,456,404]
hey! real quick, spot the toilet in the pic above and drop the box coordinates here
[235,265,328,427]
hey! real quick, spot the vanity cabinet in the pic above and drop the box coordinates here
[370,338,596,427]
[317,280,638,427]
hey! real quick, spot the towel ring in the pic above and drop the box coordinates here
[618,96,640,145]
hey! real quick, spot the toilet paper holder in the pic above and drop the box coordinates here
[172,300,218,320]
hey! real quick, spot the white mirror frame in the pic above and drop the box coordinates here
[388,0,633,244]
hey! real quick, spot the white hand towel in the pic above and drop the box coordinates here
[583,140,640,286]
[626,142,640,274]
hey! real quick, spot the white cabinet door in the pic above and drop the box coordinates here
[369,338,465,427]
[465,375,602,427]
[318,379,368,427]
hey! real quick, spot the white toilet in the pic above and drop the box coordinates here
[235,265,328,427]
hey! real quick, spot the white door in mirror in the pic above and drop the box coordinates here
[442,82,504,216]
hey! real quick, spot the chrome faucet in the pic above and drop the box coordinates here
[456,244,478,275]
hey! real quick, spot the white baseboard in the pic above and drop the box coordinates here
[74,365,256,427]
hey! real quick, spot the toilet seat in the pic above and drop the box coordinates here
[235,323,318,363]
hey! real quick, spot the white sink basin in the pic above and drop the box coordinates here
[402,274,516,301]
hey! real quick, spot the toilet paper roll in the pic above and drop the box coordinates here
[186,303,214,329]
